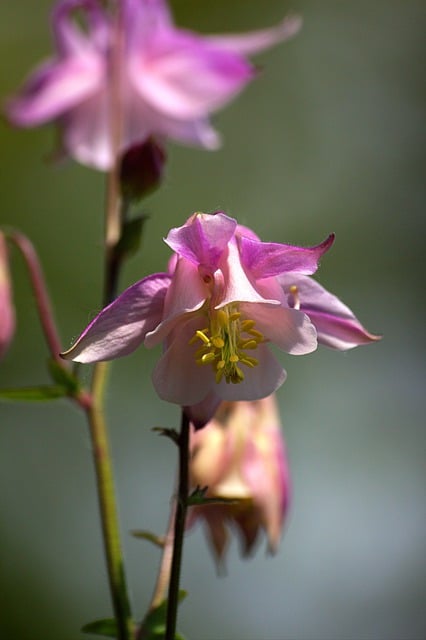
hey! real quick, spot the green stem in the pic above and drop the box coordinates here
[88,361,135,640]
[165,411,190,640]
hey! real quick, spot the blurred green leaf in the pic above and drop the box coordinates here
[130,529,165,548]
[81,618,117,638]
[187,485,238,507]
[47,359,80,393]
[116,215,148,258]
[139,591,187,640]
[0,385,67,401]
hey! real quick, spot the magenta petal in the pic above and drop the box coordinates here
[131,31,254,120]
[205,15,302,56]
[6,57,102,127]
[62,273,170,363]
[239,233,335,279]
[165,212,237,270]
[217,344,286,401]
[244,303,317,355]
[279,274,381,350]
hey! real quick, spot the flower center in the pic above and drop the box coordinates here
[189,304,265,384]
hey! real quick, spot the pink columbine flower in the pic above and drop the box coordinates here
[6,0,301,170]
[0,233,15,360]
[188,395,290,560]
[62,211,378,425]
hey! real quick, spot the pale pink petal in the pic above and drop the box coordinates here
[217,344,286,402]
[0,235,15,360]
[205,15,302,56]
[145,257,207,347]
[62,273,169,363]
[278,274,381,350]
[152,315,213,405]
[243,303,317,355]
[62,90,112,169]
[53,0,109,56]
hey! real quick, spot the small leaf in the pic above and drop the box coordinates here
[47,359,80,393]
[82,618,118,638]
[187,485,238,507]
[0,385,67,402]
[139,591,187,640]
[130,529,165,548]
[152,426,180,445]
[116,215,148,258]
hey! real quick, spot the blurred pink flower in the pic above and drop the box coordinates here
[6,0,301,170]
[0,234,15,360]
[188,395,290,561]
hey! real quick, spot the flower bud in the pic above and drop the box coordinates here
[189,395,290,562]
[0,233,15,359]
[120,137,166,203]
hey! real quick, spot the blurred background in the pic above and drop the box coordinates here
[0,1,425,639]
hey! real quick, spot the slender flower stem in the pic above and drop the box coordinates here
[149,504,176,612]
[88,362,134,640]
[7,231,63,364]
[165,411,191,640]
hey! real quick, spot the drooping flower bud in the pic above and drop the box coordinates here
[188,395,290,562]
[120,137,166,203]
[0,233,15,359]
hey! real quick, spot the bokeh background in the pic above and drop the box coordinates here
[0,1,425,639]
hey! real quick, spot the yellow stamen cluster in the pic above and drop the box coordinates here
[189,304,265,384]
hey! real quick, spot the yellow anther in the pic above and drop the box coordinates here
[217,309,228,327]
[215,369,224,383]
[212,337,225,348]
[289,285,298,294]
[241,319,255,331]
[247,329,264,341]
[217,360,225,370]
[229,354,239,363]
[195,330,210,345]
[240,356,259,368]
[229,312,241,321]
[239,339,258,350]
[201,352,216,363]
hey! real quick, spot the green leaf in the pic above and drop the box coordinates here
[130,529,165,548]
[139,591,187,640]
[116,215,148,258]
[0,385,67,402]
[152,426,180,445]
[47,359,80,393]
[82,618,118,638]
[187,485,238,507]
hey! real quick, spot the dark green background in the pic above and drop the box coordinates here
[1,1,425,639]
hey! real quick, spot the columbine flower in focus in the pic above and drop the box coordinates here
[188,395,290,561]
[62,211,330,424]
[0,233,15,360]
[6,0,302,170]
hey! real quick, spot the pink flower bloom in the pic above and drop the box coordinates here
[6,0,301,170]
[0,234,15,360]
[62,211,344,425]
[188,395,290,560]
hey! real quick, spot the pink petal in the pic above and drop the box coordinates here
[238,233,335,279]
[152,315,214,405]
[130,31,254,120]
[217,344,286,402]
[244,303,318,355]
[145,257,207,347]
[6,57,103,127]
[185,392,222,430]
[62,273,169,363]
[165,212,237,269]
[53,0,109,57]
[279,274,381,350]
[205,15,302,56]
